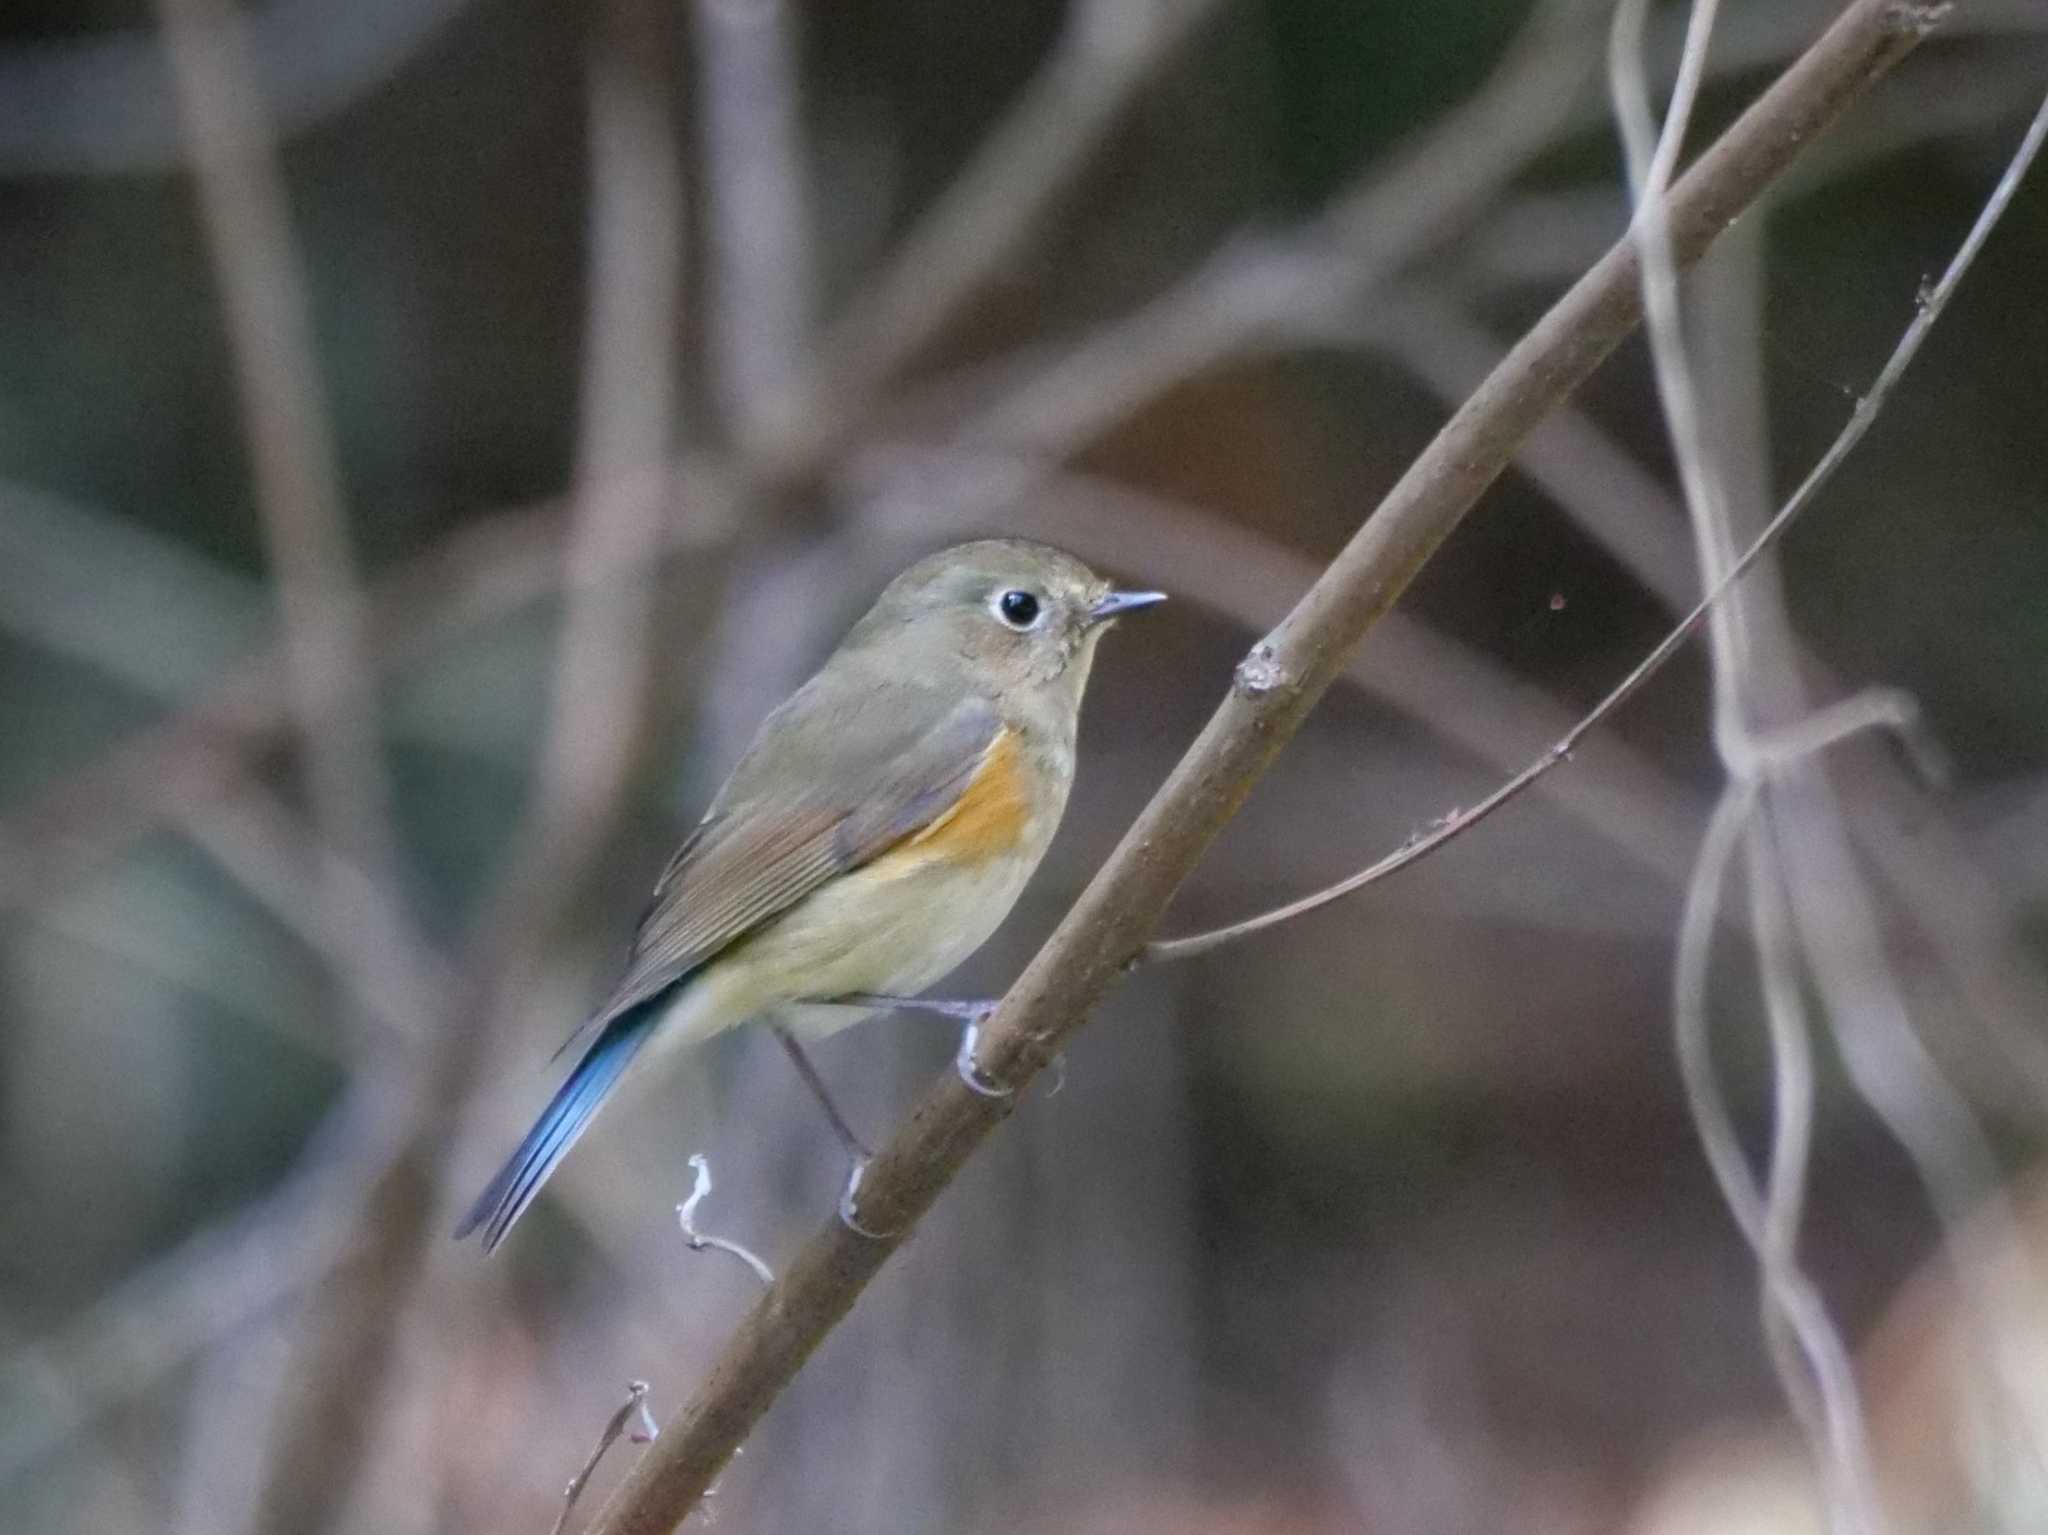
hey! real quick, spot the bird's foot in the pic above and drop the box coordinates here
[830,992,1012,1098]
[837,1155,896,1240]
[954,1014,1012,1099]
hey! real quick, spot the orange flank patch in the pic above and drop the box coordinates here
[906,727,1033,864]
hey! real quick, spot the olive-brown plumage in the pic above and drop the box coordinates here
[458,540,1163,1250]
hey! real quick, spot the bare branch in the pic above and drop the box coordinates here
[152,0,405,917]
[581,8,1940,1530]
[483,0,686,944]
[774,0,1228,471]
[1142,68,2048,966]
[1613,5,2048,1529]
[552,1383,661,1535]
[1616,0,1881,1515]
[964,0,1597,460]
[240,3,690,1529]
[694,0,813,443]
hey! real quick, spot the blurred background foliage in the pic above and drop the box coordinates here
[2,1,2047,1532]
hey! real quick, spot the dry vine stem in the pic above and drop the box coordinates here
[588,5,1943,1530]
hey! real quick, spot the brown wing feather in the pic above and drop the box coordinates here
[584,693,1002,1031]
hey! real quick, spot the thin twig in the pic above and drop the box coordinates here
[1742,814,1854,1522]
[694,0,813,444]
[152,0,406,934]
[1373,270,2048,1132]
[552,1383,661,1535]
[0,1,1221,912]
[1610,0,1748,752]
[582,10,1937,1530]
[965,0,1597,459]
[677,1156,776,1288]
[774,0,1226,472]
[241,5,690,1530]
[1627,0,1891,1450]
[1142,69,2048,967]
[1671,784,1884,1535]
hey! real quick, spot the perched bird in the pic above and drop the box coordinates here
[457,539,1164,1250]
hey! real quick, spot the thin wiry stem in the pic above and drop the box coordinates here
[1614,0,1878,1524]
[1143,76,2048,967]
[1773,772,2048,1483]
[1672,785,1884,1535]
[1671,787,1763,1237]
[1742,814,1831,1490]
[1611,0,1754,756]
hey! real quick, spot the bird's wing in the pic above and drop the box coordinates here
[585,685,1004,1031]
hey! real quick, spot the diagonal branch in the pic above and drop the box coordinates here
[1143,63,2047,966]
[585,4,1944,1530]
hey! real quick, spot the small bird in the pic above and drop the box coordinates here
[457,539,1164,1250]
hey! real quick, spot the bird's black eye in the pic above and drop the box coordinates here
[996,588,1042,629]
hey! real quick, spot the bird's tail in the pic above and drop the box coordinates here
[455,996,663,1251]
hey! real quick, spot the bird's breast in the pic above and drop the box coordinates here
[725,724,1066,1009]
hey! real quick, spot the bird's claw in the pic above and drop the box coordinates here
[955,1016,1013,1099]
[838,1156,894,1240]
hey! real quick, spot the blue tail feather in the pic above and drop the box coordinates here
[456,997,664,1251]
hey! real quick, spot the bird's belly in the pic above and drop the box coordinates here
[731,845,1038,1026]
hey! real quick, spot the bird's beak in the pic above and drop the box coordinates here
[1087,589,1168,626]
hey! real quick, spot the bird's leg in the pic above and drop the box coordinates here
[832,992,1012,1099]
[772,1024,873,1162]
[773,1025,897,1237]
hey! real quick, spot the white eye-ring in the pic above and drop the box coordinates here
[992,587,1045,630]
